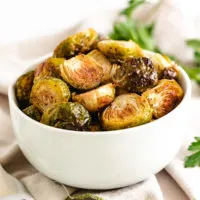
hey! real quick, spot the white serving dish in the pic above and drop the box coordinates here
[8,63,191,189]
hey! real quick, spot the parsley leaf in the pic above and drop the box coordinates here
[185,137,200,168]
[121,0,145,18]
[186,39,200,52]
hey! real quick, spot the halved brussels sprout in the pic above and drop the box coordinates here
[143,50,178,78]
[88,50,112,83]
[60,54,103,90]
[23,105,42,121]
[142,79,184,118]
[15,71,34,108]
[53,28,98,58]
[30,77,70,112]
[111,57,158,93]
[97,40,143,62]
[34,58,65,81]
[101,93,153,130]
[72,83,115,112]
[41,102,91,131]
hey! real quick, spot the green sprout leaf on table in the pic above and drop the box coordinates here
[185,137,200,168]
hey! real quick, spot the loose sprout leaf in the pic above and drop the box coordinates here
[185,137,200,168]
[66,193,103,200]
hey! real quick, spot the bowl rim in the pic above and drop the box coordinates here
[8,60,192,136]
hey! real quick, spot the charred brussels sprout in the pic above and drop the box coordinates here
[53,28,98,58]
[143,50,177,78]
[142,79,184,119]
[97,40,143,62]
[30,77,70,112]
[23,105,42,121]
[88,50,112,83]
[60,54,103,90]
[15,71,34,108]
[163,66,178,80]
[112,57,158,93]
[101,93,152,130]
[72,83,115,112]
[34,58,65,81]
[41,102,91,131]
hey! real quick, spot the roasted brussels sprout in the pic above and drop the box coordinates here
[15,71,34,108]
[53,28,98,58]
[143,50,177,78]
[142,79,184,118]
[88,50,112,83]
[41,102,91,131]
[163,66,178,80]
[101,93,153,130]
[72,83,115,112]
[60,54,103,90]
[111,57,158,93]
[97,40,143,62]
[88,123,101,132]
[115,87,129,96]
[23,105,42,121]
[30,77,70,112]
[34,58,65,81]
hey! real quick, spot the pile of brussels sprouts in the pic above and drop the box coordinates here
[15,28,184,131]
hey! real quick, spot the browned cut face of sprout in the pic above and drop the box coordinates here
[88,50,112,83]
[101,93,153,130]
[34,58,65,81]
[41,102,91,131]
[15,28,184,131]
[72,83,115,112]
[60,54,103,90]
[53,28,98,59]
[30,77,70,112]
[142,79,184,119]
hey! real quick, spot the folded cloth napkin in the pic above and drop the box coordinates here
[0,0,200,199]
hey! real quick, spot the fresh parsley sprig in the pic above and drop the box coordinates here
[109,0,158,52]
[185,137,200,168]
[120,0,145,18]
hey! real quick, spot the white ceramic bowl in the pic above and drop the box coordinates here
[8,63,191,189]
